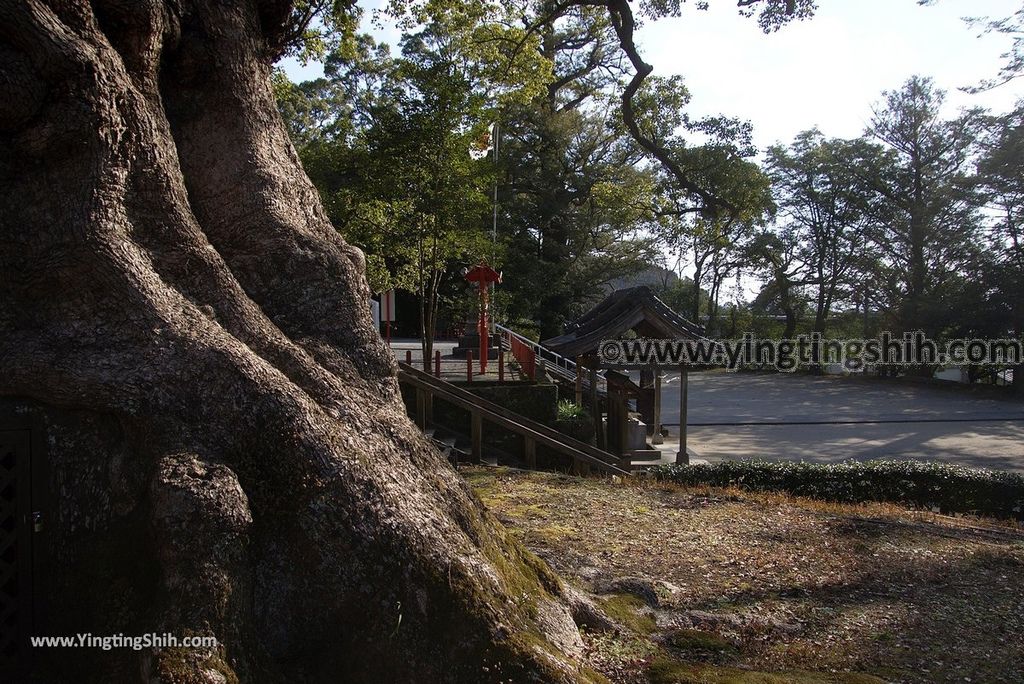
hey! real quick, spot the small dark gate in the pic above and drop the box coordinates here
[0,425,34,675]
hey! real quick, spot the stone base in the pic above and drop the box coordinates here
[452,332,501,360]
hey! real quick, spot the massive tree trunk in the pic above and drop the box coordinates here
[0,2,589,681]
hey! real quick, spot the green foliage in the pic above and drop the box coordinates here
[271,2,1024,372]
[860,76,984,335]
[745,131,874,337]
[651,459,1024,520]
[279,1,363,64]
[555,399,587,421]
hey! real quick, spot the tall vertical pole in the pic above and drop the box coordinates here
[575,357,584,407]
[491,122,499,245]
[652,370,663,445]
[676,365,689,464]
[863,288,869,338]
[489,123,500,348]
[479,282,488,375]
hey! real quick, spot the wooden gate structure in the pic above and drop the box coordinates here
[541,286,706,464]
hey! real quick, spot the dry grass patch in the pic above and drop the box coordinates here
[463,466,1024,684]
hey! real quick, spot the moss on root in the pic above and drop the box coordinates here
[597,594,657,634]
[408,484,603,683]
[663,628,738,655]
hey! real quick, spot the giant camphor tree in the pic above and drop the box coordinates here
[0,2,588,681]
[0,0,809,681]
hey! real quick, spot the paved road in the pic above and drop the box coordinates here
[653,372,1024,471]
[390,344,1024,470]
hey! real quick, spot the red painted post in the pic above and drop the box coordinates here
[479,285,488,375]
[434,350,441,378]
[498,348,504,382]
[405,350,412,365]
[467,351,474,382]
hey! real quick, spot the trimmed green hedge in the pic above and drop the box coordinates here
[650,460,1024,520]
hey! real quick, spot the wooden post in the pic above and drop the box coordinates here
[498,348,505,381]
[478,283,488,375]
[415,388,427,429]
[652,370,663,445]
[405,350,412,365]
[471,411,482,463]
[524,437,536,469]
[575,357,583,406]
[676,365,689,464]
[590,366,604,450]
[467,351,473,382]
[434,350,441,378]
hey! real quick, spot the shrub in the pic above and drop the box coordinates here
[650,459,1024,520]
[556,399,588,421]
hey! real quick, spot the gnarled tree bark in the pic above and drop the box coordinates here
[0,2,591,681]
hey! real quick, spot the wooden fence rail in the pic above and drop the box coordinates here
[397,362,629,476]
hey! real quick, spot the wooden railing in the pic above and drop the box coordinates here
[494,324,606,394]
[501,328,537,380]
[397,362,629,476]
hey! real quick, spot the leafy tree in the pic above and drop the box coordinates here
[858,77,984,336]
[766,131,871,338]
[976,103,1024,390]
[277,8,550,356]
[366,38,499,361]
[499,102,661,335]
[978,103,1024,291]
[495,3,660,337]
[746,226,807,338]
[656,139,774,331]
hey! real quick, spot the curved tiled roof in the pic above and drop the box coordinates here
[541,286,705,359]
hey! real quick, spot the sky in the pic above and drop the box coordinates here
[280,0,1023,151]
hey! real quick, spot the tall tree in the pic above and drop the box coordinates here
[498,3,655,337]
[767,131,869,339]
[0,2,586,680]
[746,226,806,339]
[859,77,983,335]
[977,103,1024,390]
